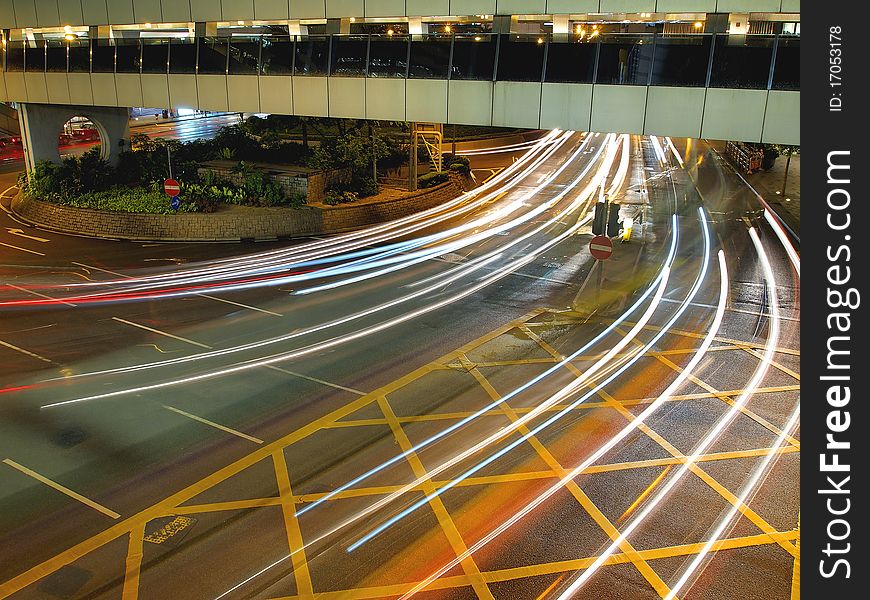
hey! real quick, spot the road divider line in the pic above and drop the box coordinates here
[0,241,44,256]
[2,458,120,519]
[163,405,263,444]
[0,339,53,363]
[111,317,212,349]
[265,365,366,396]
[7,283,73,306]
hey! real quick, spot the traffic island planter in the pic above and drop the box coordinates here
[11,180,463,242]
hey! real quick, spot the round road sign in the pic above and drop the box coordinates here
[170,197,181,211]
[589,235,613,260]
[164,178,181,197]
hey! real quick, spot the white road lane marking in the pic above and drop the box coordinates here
[162,405,264,444]
[7,283,74,306]
[0,339,53,363]
[2,458,121,519]
[5,228,49,242]
[265,365,367,396]
[111,317,213,349]
[72,262,283,317]
[0,241,45,256]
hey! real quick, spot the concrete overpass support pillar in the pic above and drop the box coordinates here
[17,104,131,173]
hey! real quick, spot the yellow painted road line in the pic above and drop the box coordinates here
[791,515,800,600]
[172,497,283,516]
[111,316,212,349]
[270,529,801,600]
[272,450,315,599]
[743,346,801,381]
[0,241,44,256]
[653,354,801,449]
[72,262,284,316]
[465,359,671,599]
[611,328,799,559]
[7,283,72,306]
[2,458,120,519]
[375,394,495,599]
[121,522,145,600]
[266,365,367,396]
[163,405,264,444]
[0,339,53,363]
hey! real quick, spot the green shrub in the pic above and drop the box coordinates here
[324,189,359,206]
[29,185,194,214]
[418,171,449,189]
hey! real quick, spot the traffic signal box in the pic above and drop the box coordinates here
[592,201,622,237]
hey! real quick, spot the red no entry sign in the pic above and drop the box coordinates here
[164,178,181,197]
[589,235,613,260]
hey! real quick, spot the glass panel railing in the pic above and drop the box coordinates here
[368,34,408,78]
[650,34,712,87]
[596,33,654,85]
[46,40,68,73]
[25,34,797,92]
[295,36,330,76]
[5,41,24,72]
[228,36,260,75]
[260,35,293,75]
[409,35,451,79]
[198,37,228,75]
[330,35,368,77]
[169,38,197,74]
[772,35,799,90]
[69,39,89,72]
[496,34,546,82]
[544,38,596,83]
[25,41,46,72]
[141,38,169,74]
[115,39,140,73]
[450,34,496,81]
[91,39,115,73]
[710,33,774,89]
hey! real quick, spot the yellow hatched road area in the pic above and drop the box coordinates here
[0,307,800,600]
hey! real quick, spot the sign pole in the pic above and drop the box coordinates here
[166,145,173,180]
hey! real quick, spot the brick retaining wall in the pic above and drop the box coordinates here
[11,180,463,242]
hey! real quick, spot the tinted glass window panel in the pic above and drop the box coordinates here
[650,34,712,87]
[91,39,115,73]
[69,39,90,72]
[25,41,46,72]
[710,34,774,89]
[408,36,451,79]
[496,34,545,82]
[141,39,168,74]
[450,35,496,80]
[596,34,654,85]
[46,40,67,72]
[198,37,227,74]
[368,35,408,78]
[6,41,24,72]
[169,38,197,74]
[295,36,329,75]
[228,37,260,75]
[115,39,140,73]
[772,35,799,90]
[545,39,596,83]
[260,36,293,75]
[330,35,367,76]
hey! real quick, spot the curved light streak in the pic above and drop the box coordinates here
[397,207,719,599]
[557,227,780,599]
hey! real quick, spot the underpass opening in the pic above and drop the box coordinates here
[57,116,104,161]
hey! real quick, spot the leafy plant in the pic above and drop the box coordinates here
[418,171,449,189]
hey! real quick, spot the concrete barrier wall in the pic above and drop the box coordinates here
[11,179,463,242]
